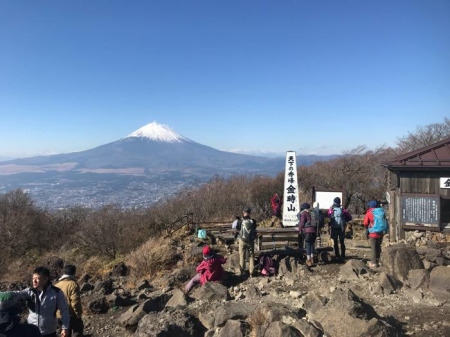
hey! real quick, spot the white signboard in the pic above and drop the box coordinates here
[440,177,450,188]
[314,191,343,210]
[282,151,300,227]
[386,191,391,204]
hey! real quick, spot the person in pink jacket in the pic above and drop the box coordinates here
[185,246,227,292]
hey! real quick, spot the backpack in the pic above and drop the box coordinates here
[197,229,207,239]
[305,209,319,229]
[330,207,346,230]
[240,218,255,242]
[369,208,388,234]
[260,255,275,276]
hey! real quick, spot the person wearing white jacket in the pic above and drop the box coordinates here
[11,267,70,337]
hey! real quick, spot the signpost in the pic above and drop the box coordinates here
[313,190,343,210]
[440,177,450,188]
[401,193,440,228]
[282,151,300,227]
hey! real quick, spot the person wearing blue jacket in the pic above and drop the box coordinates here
[11,267,70,337]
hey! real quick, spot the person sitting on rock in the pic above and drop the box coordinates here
[10,266,70,337]
[185,246,227,293]
[0,292,41,337]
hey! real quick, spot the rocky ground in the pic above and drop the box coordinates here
[5,226,450,336]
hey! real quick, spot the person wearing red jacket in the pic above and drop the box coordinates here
[185,246,227,292]
[270,194,282,227]
[364,200,384,268]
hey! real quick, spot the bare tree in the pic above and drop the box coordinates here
[396,118,450,154]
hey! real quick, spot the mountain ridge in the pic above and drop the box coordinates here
[0,122,338,208]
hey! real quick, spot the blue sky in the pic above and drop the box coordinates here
[0,0,449,158]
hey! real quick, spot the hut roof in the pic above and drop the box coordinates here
[383,137,450,170]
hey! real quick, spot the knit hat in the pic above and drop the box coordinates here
[301,203,310,210]
[368,200,378,208]
[202,246,213,258]
[0,293,16,313]
[333,197,341,206]
[243,207,251,213]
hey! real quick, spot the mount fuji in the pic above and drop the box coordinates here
[0,122,335,208]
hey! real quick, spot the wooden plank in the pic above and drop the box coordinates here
[259,236,299,243]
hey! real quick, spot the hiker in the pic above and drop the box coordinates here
[236,207,257,277]
[364,200,389,268]
[10,266,70,337]
[298,203,319,266]
[0,292,41,337]
[270,194,282,227]
[328,197,352,261]
[54,265,83,337]
[185,246,227,292]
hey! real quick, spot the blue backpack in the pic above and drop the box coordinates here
[330,207,346,230]
[369,208,388,234]
[197,229,207,239]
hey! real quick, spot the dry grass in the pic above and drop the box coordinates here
[247,308,269,337]
[126,237,181,280]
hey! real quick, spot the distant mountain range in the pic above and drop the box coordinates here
[0,122,337,209]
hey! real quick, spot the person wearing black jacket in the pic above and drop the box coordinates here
[0,292,41,337]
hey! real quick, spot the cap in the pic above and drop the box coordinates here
[0,293,16,312]
[202,246,213,257]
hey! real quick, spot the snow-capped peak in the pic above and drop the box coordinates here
[127,122,188,143]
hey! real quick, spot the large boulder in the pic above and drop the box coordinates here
[214,302,258,327]
[119,304,146,331]
[302,291,327,314]
[407,269,430,290]
[306,288,398,337]
[263,321,303,337]
[190,282,229,302]
[134,308,204,337]
[340,259,369,280]
[429,266,450,300]
[258,302,305,323]
[425,248,442,263]
[87,295,109,314]
[118,292,171,332]
[165,289,188,308]
[106,293,135,307]
[278,256,299,276]
[379,272,402,295]
[292,319,323,337]
[224,251,240,273]
[217,320,246,337]
[381,244,423,282]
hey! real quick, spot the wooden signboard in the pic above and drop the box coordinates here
[401,193,440,230]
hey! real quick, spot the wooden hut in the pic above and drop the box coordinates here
[383,137,450,242]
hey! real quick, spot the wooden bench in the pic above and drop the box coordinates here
[196,223,333,261]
